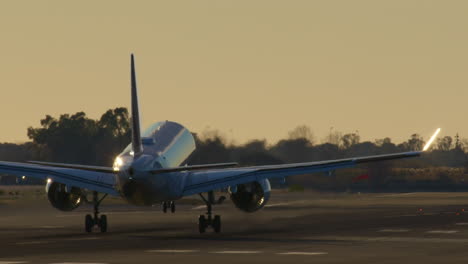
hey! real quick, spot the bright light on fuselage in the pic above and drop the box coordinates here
[113,156,124,171]
[423,128,441,151]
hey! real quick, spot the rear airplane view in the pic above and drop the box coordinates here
[0,55,439,233]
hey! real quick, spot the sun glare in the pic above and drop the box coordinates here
[423,128,441,151]
[113,157,123,171]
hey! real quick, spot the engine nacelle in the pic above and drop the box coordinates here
[229,179,271,213]
[46,181,83,211]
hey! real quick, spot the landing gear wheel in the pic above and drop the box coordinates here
[84,191,108,233]
[162,202,168,213]
[85,214,93,233]
[170,201,176,213]
[99,215,108,233]
[213,215,221,233]
[198,192,223,234]
[198,215,207,233]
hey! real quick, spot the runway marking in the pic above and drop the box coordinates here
[191,205,206,210]
[49,262,108,264]
[307,236,468,243]
[55,214,82,218]
[0,261,29,264]
[277,252,328,256]
[426,230,459,234]
[378,229,410,233]
[384,213,438,218]
[211,251,262,254]
[455,223,468,225]
[265,202,295,208]
[146,250,200,253]
[65,237,101,241]
[265,201,307,208]
[15,241,50,245]
[377,193,415,198]
[39,225,65,229]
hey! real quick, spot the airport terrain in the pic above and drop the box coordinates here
[1,188,468,263]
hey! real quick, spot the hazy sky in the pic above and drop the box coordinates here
[1,0,467,145]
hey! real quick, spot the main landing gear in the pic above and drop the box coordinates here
[162,201,176,213]
[198,191,225,233]
[85,191,108,233]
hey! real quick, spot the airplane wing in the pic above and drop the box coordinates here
[0,161,118,196]
[182,151,421,196]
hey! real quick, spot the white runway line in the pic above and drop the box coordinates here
[55,214,82,218]
[49,262,107,264]
[426,230,459,234]
[384,214,419,218]
[377,193,415,198]
[39,226,65,229]
[15,241,50,245]
[306,236,468,243]
[211,251,262,254]
[277,252,328,256]
[264,201,307,208]
[146,250,200,253]
[384,212,438,218]
[455,223,468,225]
[0,261,29,264]
[378,229,410,233]
[265,202,294,208]
[64,237,101,241]
[191,205,206,210]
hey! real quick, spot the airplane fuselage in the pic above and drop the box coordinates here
[113,121,196,205]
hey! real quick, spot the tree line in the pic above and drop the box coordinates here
[0,107,466,170]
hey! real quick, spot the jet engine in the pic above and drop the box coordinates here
[229,179,271,212]
[46,181,83,211]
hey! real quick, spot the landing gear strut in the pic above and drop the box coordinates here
[162,201,176,213]
[198,191,223,233]
[85,191,108,233]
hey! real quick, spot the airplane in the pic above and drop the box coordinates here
[0,55,440,233]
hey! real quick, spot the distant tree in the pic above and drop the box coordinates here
[95,107,131,165]
[27,108,131,166]
[323,127,342,146]
[288,125,315,145]
[190,135,231,165]
[437,136,453,151]
[271,138,312,163]
[233,140,282,166]
[341,133,360,149]
[455,133,462,150]
[399,134,425,151]
[375,137,392,147]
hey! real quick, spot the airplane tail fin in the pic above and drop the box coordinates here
[130,54,143,156]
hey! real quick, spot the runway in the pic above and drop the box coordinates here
[2,190,468,263]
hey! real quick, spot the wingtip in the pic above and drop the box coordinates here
[422,128,441,151]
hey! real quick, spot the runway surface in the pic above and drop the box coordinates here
[2,190,468,263]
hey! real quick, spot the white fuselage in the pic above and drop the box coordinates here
[112,121,196,205]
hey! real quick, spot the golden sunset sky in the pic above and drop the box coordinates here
[1,0,467,144]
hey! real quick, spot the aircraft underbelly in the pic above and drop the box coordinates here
[120,173,186,205]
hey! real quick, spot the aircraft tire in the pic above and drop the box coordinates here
[100,215,107,233]
[85,214,93,233]
[198,215,206,233]
[213,215,221,233]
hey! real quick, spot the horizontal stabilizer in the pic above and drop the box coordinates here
[150,162,238,174]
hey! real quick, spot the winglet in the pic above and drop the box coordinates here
[130,54,143,156]
[423,128,441,151]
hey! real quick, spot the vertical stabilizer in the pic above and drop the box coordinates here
[130,54,143,155]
